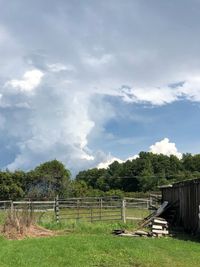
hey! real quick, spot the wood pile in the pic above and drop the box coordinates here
[113,201,172,238]
[151,217,169,237]
[114,220,170,238]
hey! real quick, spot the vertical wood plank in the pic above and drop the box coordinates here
[55,195,60,223]
[77,199,80,220]
[91,206,93,223]
[10,200,14,219]
[99,198,102,221]
[121,199,126,223]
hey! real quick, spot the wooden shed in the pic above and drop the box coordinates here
[161,178,200,233]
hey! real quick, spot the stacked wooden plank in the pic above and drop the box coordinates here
[151,217,169,237]
[114,218,170,237]
[114,201,171,238]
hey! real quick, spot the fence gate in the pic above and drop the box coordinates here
[56,197,123,222]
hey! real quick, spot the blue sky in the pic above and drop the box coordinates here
[0,0,200,174]
[89,98,200,158]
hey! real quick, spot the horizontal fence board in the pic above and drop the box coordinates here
[13,201,55,204]
[0,196,153,224]
[59,212,121,217]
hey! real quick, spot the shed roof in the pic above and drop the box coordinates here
[158,184,172,189]
[160,177,200,190]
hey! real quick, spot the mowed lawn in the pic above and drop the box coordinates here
[0,222,200,267]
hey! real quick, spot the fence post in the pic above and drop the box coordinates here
[121,198,126,223]
[147,199,149,209]
[149,194,152,207]
[77,199,80,220]
[90,206,93,223]
[10,200,14,219]
[99,198,102,220]
[55,195,60,223]
[30,200,33,215]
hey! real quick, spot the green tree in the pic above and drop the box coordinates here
[0,170,24,200]
[25,160,71,199]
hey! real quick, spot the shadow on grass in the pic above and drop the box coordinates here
[170,226,200,243]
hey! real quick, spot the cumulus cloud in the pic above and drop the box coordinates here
[0,0,200,175]
[97,153,139,169]
[6,69,44,92]
[176,75,200,102]
[119,86,179,105]
[97,155,123,169]
[149,138,182,159]
[115,74,200,106]
[2,73,115,175]
[97,138,181,169]
[5,89,96,172]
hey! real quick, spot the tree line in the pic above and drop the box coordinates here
[76,152,200,193]
[1,152,200,200]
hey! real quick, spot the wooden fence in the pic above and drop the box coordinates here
[149,194,162,209]
[0,196,152,223]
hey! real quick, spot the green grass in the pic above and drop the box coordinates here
[0,221,200,267]
[41,220,137,233]
[0,209,200,267]
[126,208,150,219]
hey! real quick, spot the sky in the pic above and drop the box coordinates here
[0,0,200,175]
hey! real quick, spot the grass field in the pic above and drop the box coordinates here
[0,220,200,267]
[0,208,200,267]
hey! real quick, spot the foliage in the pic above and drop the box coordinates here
[0,170,25,200]
[25,160,71,199]
[2,152,200,200]
[0,160,71,200]
[75,152,200,193]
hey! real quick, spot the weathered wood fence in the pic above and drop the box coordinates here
[0,196,153,223]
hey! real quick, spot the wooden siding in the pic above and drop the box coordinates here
[161,178,200,233]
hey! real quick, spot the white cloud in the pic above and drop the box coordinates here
[3,86,108,175]
[97,155,123,169]
[80,154,95,161]
[1,62,117,175]
[97,153,139,169]
[176,75,200,101]
[1,1,200,175]
[6,69,44,92]
[83,54,113,67]
[120,86,178,105]
[47,63,75,72]
[117,75,200,106]
[126,154,139,161]
[149,138,182,159]
[97,138,181,169]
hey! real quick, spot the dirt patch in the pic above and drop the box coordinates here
[1,224,56,240]
[1,209,56,240]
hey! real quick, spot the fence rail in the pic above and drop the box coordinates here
[0,196,157,223]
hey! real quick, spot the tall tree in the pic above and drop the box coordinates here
[25,160,71,199]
